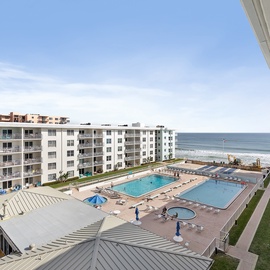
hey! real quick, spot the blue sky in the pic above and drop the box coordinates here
[0,0,269,132]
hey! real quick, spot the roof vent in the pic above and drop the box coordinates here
[29,243,36,250]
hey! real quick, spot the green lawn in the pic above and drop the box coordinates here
[249,199,270,270]
[211,251,239,270]
[229,189,264,245]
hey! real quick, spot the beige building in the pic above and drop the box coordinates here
[0,112,70,124]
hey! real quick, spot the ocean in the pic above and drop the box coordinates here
[175,133,270,168]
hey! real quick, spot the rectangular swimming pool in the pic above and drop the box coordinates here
[176,179,245,209]
[111,174,177,197]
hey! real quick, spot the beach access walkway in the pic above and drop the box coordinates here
[226,183,270,270]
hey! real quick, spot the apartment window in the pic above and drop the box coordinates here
[49,117,53,120]
[67,170,74,177]
[106,147,112,152]
[48,140,56,147]
[150,150,153,155]
[118,162,122,167]
[67,140,74,146]
[48,152,56,158]
[106,130,111,135]
[142,138,146,142]
[67,150,74,157]
[48,129,56,136]
[48,173,56,181]
[150,144,153,148]
[117,154,122,159]
[117,146,122,151]
[106,164,112,170]
[143,131,146,135]
[143,151,146,156]
[118,130,122,135]
[164,143,166,146]
[106,156,111,161]
[118,138,122,143]
[142,145,146,149]
[67,130,74,136]
[150,137,153,141]
[106,138,111,144]
[67,160,74,167]
[150,131,153,135]
[48,163,56,170]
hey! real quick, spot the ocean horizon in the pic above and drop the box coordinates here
[175,133,270,167]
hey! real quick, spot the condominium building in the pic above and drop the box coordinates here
[0,112,70,124]
[0,122,175,190]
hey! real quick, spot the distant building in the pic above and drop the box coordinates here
[0,112,70,124]
[0,122,175,189]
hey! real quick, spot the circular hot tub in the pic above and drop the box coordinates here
[167,207,196,220]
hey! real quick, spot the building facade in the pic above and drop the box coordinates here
[0,112,70,124]
[0,122,175,189]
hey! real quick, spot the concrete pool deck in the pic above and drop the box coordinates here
[71,164,260,258]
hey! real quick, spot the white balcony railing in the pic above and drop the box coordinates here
[0,160,21,167]
[24,158,42,165]
[0,147,21,153]
[24,133,42,139]
[0,172,21,180]
[0,134,22,140]
[24,146,42,152]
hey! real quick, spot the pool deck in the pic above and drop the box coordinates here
[71,164,259,257]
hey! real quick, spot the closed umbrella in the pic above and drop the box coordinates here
[173,221,183,242]
[133,207,142,225]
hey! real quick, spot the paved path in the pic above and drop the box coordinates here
[227,183,270,270]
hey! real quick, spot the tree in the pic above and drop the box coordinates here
[58,171,69,182]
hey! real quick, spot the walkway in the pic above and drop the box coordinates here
[227,183,270,270]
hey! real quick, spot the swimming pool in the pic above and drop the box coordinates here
[111,174,177,197]
[176,179,245,209]
[167,207,196,220]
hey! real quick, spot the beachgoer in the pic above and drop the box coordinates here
[171,212,178,220]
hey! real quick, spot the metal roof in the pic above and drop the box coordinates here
[0,216,212,270]
[0,187,71,219]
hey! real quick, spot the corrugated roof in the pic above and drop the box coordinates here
[0,187,72,219]
[0,216,212,270]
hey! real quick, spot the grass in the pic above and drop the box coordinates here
[211,251,239,270]
[249,199,270,270]
[48,159,184,189]
[229,189,264,245]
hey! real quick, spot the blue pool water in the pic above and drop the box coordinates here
[167,207,196,220]
[176,179,245,209]
[111,174,177,197]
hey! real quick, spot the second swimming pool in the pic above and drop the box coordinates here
[176,179,245,209]
[111,174,177,197]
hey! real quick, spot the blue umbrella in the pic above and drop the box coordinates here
[176,221,181,237]
[86,194,106,205]
[135,207,139,221]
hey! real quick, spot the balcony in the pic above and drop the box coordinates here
[0,134,22,140]
[78,134,93,139]
[93,152,103,157]
[24,158,42,165]
[78,162,92,169]
[24,133,42,140]
[0,172,21,180]
[125,156,141,161]
[125,141,135,145]
[93,161,104,166]
[78,153,93,158]
[0,160,21,167]
[24,146,42,152]
[78,143,93,149]
[93,134,103,138]
[125,133,134,138]
[0,147,22,153]
[23,170,42,177]
[134,132,140,137]
[94,143,103,147]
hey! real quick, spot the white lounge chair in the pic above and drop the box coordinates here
[196,225,204,232]
[207,207,213,212]
[214,209,220,214]
[130,200,144,209]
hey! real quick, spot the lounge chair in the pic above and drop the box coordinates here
[196,225,204,232]
[187,223,196,229]
[145,205,153,211]
[214,209,220,214]
[207,207,213,212]
[130,201,144,209]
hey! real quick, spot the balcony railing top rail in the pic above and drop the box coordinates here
[24,146,42,152]
[24,158,42,164]
[0,147,21,153]
[0,172,21,180]
[0,160,21,167]
[24,133,42,139]
[0,134,22,140]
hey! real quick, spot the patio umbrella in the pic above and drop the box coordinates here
[135,207,139,221]
[133,207,142,225]
[173,221,183,242]
[86,194,106,205]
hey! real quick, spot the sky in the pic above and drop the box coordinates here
[0,0,270,132]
